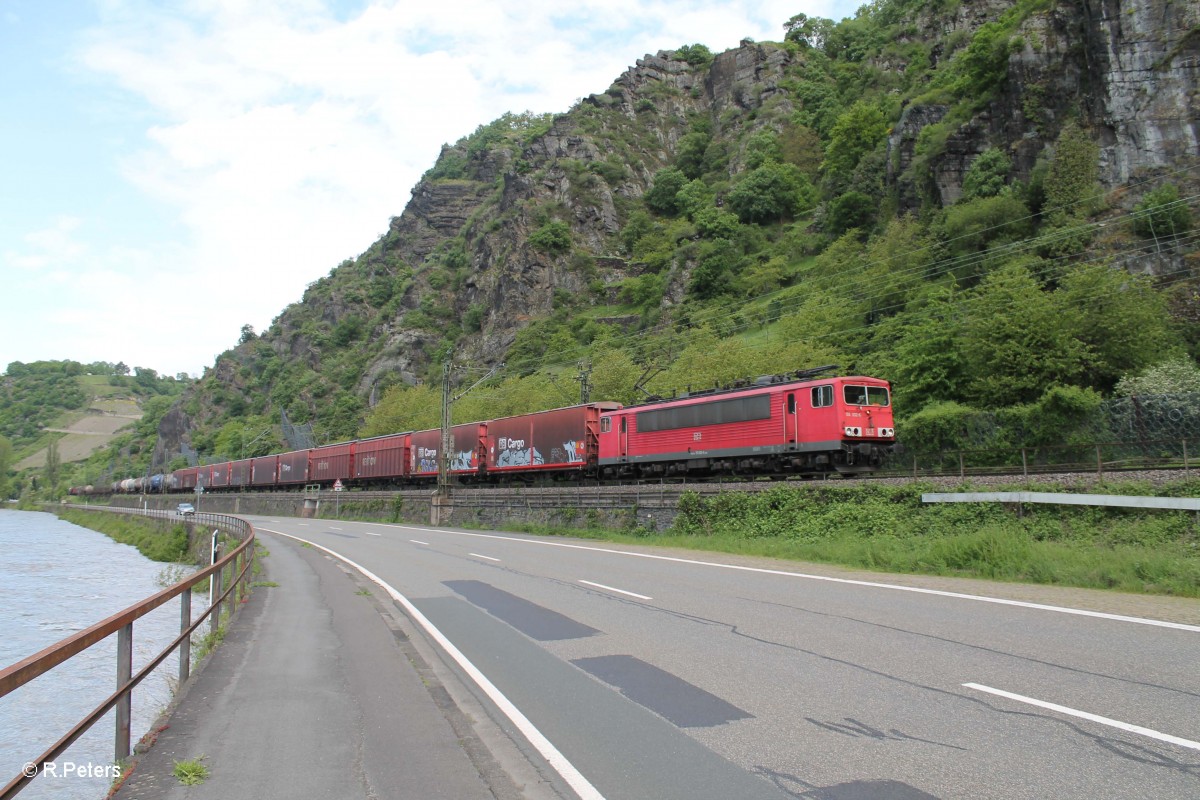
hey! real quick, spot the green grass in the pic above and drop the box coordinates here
[57,509,191,563]
[172,757,209,786]
[194,625,226,661]
[494,481,1200,598]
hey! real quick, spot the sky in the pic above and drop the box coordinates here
[0,0,857,379]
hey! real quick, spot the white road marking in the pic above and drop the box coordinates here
[262,529,605,800]
[330,527,343,530]
[365,532,382,537]
[470,553,501,562]
[579,580,652,601]
[373,525,1200,633]
[410,539,430,545]
[964,683,1200,752]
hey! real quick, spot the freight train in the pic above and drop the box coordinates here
[77,370,896,494]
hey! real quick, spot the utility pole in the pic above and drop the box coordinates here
[574,360,592,404]
[436,360,505,519]
[439,360,452,497]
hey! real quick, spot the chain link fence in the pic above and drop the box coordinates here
[886,392,1200,477]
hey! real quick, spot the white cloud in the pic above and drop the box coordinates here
[5,216,86,271]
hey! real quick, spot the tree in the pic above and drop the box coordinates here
[528,221,572,254]
[1043,124,1099,222]
[861,217,935,317]
[821,102,888,182]
[692,206,741,239]
[783,13,833,49]
[134,366,159,390]
[827,191,876,236]
[778,124,823,176]
[1115,356,1200,396]
[676,179,715,218]
[675,43,713,67]
[0,434,12,498]
[959,263,1088,407]
[1056,262,1170,392]
[675,131,711,180]
[954,21,1016,100]
[239,324,257,344]
[589,348,644,405]
[727,161,815,224]
[643,168,689,215]
[962,148,1011,200]
[361,384,441,437]
[744,130,782,170]
[44,440,60,493]
[688,239,743,299]
[1132,184,1192,240]
[861,289,969,414]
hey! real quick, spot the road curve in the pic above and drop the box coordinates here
[248,515,1200,800]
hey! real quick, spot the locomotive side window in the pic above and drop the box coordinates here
[636,395,771,433]
[811,385,833,408]
[787,394,796,414]
[621,417,627,433]
[601,417,611,433]
[843,385,890,406]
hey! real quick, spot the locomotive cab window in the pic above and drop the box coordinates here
[601,417,611,433]
[811,385,833,408]
[787,394,796,414]
[843,385,890,407]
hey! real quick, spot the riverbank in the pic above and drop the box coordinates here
[54,509,196,564]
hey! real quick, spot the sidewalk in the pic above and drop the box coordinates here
[114,532,535,799]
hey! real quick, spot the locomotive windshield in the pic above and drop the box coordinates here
[843,385,890,407]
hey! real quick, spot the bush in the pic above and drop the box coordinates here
[827,191,875,235]
[728,161,815,224]
[529,221,572,255]
[644,168,689,215]
[962,148,1011,199]
[900,401,997,454]
[1132,184,1191,239]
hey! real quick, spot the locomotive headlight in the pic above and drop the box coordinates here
[880,427,894,437]
[844,426,862,437]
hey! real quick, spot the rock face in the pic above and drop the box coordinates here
[1091,0,1200,182]
[155,2,1197,463]
[349,44,796,395]
[890,0,1199,207]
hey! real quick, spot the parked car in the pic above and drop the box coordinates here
[176,503,195,517]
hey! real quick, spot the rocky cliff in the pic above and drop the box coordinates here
[153,0,1199,465]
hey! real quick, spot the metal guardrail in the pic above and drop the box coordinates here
[0,507,256,799]
[923,492,1200,511]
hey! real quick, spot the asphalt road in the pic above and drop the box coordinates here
[247,514,1200,800]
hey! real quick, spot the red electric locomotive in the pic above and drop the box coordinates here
[597,369,895,478]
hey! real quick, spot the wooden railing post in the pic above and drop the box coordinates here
[115,623,132,763]
[179,590,192,686]
[210,566,223,636]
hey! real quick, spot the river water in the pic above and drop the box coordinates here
[0,509,203,800]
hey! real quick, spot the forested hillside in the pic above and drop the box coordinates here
[148,0,1198,468]
[0,360,189,498]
